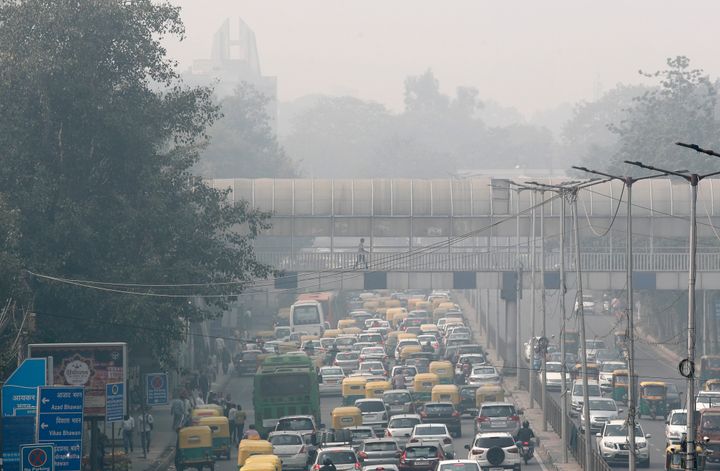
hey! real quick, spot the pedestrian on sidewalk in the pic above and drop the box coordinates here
[122,414,135,453]
[138,409,154,453]
[170,394,185,431]
[353,238,369,269]
[235,405,247,441]
[228,404,238,443]
[222,347,231,375]
[199,370,210,402]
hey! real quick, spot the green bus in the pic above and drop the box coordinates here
[253,353,321,437]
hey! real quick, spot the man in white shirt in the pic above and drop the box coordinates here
[228,404,238,443]
[122,414,135,453]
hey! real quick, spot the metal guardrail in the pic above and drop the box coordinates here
[256,250,720,272]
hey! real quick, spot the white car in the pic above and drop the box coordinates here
[696,391,720,410]
[574,294,596,313]
[467,366,500,386]
[570,380,602,417]
[455,354,487,375]
[596,420,650,467]
[437,460,480,471]
[665,409,687,446]
[268,431,310,471]
[384,413,422,448]
[581,339,607,362]
[359,361,387,377]
[540,361,570,391]
[319,366,345,395]
[360,346,387,362]
[598,361,626,391]
[417,334,440,353]
[579,398,621,433]
[465,432,521,470]
[395,339,421,360]
[355,398,389,432]
[409,423,455,458]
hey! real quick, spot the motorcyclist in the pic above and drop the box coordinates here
[422,341,434,354]
[320,457,336,471]
[516,420,536,455]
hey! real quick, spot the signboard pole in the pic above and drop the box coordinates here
[111,423,116,471]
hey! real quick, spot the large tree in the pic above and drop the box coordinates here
[0,0,272,370]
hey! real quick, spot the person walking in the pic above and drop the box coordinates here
[235,405,247,442]
[198,371,209,403]
[170,394,186,431]
[353,238,369,269]
[138,409,154,454]
[228,404,238,443]
[122,414,135,453]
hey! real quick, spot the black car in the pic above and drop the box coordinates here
[399,441,445,471]
[418,402,461,438]
[234,349,262,375]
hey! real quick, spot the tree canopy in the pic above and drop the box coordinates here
[0,0,272,373]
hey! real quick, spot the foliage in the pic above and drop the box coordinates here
[0,0,272,368]
[198,83,296,178]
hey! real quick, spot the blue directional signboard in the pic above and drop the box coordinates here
[145,373,168,405]
[21,444,54,471]
[37,386,84,471]
[105,383,124,423]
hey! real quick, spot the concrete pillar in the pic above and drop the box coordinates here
[506,299,517,374]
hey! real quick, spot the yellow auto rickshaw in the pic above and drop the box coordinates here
[611,369,630,404]
[665,444,710,470]
[399,345,422,362]
[323,329,341,338]
[385,299,401,309]
[363,301,380,312]
[366,380,392,398]
[438,302,457,311]
[337,319,356,330]
[432,308,448,322]
[177,426,215,471]
[237,439,274,467]
[342,377,368,405]
[416,301,432,312]
[386,331,400,353]
[413,373,440,402]
[341,327,362,336]
[392,312,409,328]
[476,384,505,407]
[429,361,454,384]
[197,416,232,460]
[420,324,439,335]
[331,406,363,429]
[431,385,460,406]
[397,332,418,341]
[639,381,667,419]
[192,407,221,424]
[244,455,282,471]
[705,379,720,392]
[571,363,599,381]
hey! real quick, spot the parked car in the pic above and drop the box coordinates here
[665,409,687,446]
[474,403,521,437]
[596,420,650,468]
[400,441,446,471]
[465,432,521,471]
[418,402,461,438]
[268,431,311,471]
[311,447,362,471]
[385,414,422,449]
[319,366,346,396]
[358,438,402,466]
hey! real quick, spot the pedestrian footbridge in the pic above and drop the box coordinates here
[208,177,720,291]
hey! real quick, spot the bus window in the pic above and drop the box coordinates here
[293,305,320,325]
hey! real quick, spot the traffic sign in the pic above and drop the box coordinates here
[1,358,47,417]
[36,386,83,471]
[105,383,124,422]
[145,373,168,405]
[21,444,54,471]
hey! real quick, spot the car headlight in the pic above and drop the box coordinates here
[638,442,647,449]
[601,442,616,450]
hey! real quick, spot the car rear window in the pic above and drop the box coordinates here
[439,463,479,471]
[277,418,313,431]
[384,392,412,403]
[364,442,398,452]
[350,429,374,439]
[357,401,385,412]
[270,434,302,445]
[475,436,515,448]
[336,337,356,346]
[406,446,438,458]
[320,451,358,464]
[337,352,359,360]
[415,425,447,435]
[423,404,454,414]
[480,405,515,417]
[389,417,420,428]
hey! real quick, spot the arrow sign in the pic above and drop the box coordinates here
[37,387,83,471]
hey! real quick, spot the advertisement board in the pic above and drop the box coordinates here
[28,343,127,417]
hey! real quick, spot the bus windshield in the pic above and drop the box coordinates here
[293,305,320,325]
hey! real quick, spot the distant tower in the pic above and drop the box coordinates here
[184,18,277,128]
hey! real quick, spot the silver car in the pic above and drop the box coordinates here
[383,390,415,416]
[357,438,402,466]
[268,431,310,471]
[320,366,346,396]
[474,403,521,437]
[312,448,362,471]
[384,414,422,448]
[580,398,621,433]
[335,351,361,374]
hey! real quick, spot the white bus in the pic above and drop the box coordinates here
[289,300,325,336]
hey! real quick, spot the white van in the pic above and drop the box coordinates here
[290,300,325,336]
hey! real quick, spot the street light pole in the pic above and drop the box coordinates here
[540,190,548,431]
[530,191,537,406]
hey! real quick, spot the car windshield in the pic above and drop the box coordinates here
[481,405,515,417]
[423,404,454,414]
[472,367,496,375]
[362,348,384,355]
[337,352,359,360]
[270,434,303,446]
[439,463,479,471]
[336,337,356,346]
[364,442,398,452]
[701,413,720,430]
[573,384,601,397]
[475,436,515,448]
[460,355,485,364]
[320,451,358,465]
[589,400,616,411]
[643,385,665,396]
[357,401,385,412]
[350,429,374,439]
[604,424,642,437]
[601,363,624,372]
[389,417,420,428]
[384,392,411,403]
[360,362,383,371]
[323,368,344,376]
[277,418,314,431]
[587,340,606,349]
[671,413,687,425]
[405,446,438,459]
[415,425,447,436]
[667,383,679,394]
[697,394,720,404]
[546,363,562,373]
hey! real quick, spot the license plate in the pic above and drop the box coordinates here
[414,461,429,466]
[490,422,507,428]
[490,468,504,471]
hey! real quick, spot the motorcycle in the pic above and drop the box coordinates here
[517,440,535,464]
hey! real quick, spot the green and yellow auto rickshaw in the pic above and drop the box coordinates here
[197,416,231,460]
[342,377,368,405]
[412,372,439,404]
[611,369,629,404]
[639,381,667,420]
[177,426,216,471]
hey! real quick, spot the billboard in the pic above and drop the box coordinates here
[28,343,127,418]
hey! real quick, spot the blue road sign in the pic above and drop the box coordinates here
[105,383,124,422]
[146,373,168,405]
[37,387,83,471]
[1,358,47,417]
[2,416,36,471]
[21,444,54,471]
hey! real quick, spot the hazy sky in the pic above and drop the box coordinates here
[165,1,720,116]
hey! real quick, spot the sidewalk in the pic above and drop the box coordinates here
[456,292,582,471]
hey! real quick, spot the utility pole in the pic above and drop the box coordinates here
[626,149,720,471]
[516,190,522,378]
[573,166,667,471]
[529,191,537,406]
[540,190,548,430]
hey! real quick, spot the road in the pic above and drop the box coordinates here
[518,290,683,471]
